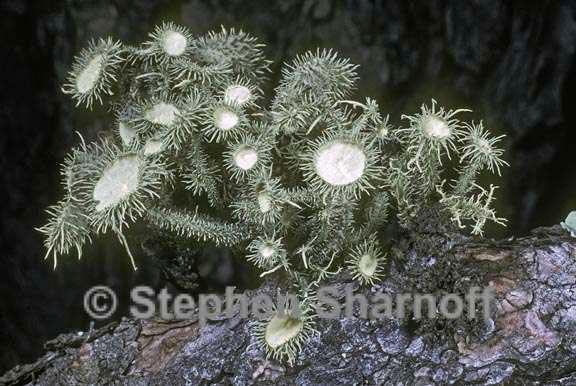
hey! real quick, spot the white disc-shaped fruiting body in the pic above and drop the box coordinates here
[161,31,187,56]
[146,23,192,63]
[225,135,271,181]
[203,102,246,142]
[214,107,239,131]
[246,235,286,270]
[252,297,316,365]
[76,54,104,94]
[358,253,378,277]
[224,84,252,106]
[423,115,451,139]
[314,141,366,186]
[86,140,171,234]
[302,132,380,198]
[93,155,141,212]
[233,145,258,170]
[63,38,123,108]
[257,192,273,213]
[400,99,470,164]
[131,93,204,151]
[347,237,386,286]
[259,243,276,258]
[145,103,180,126]
[75,140,171,271]
[265,315,304,349]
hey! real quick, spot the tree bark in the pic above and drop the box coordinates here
[1,225,576,385]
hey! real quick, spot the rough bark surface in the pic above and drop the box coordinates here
[2,226,576,385]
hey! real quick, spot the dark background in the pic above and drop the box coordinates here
[1,0,576,374]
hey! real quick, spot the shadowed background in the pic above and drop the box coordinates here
[1,0,575,373]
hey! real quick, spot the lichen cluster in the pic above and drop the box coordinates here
[38,23,508,364]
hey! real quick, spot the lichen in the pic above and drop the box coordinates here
[40,23,509,363]
[561,211,576,237]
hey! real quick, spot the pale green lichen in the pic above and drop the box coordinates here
[40,23,510,364]
[62,38,123,108]
[93,155,141,211]
[347,235,387,286]
[252,290,317,365]
[143,22,193,62]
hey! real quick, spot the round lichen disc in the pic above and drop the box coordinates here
[145,103,179,126]
[314,141,366,186]
[225,85,252,106]
[257,193,272,213]
[233,146,258,170]
[358,253,377,277]
[76,54,104,93]
[265,315,304,349]
[214,108,239,130]
[93,155,141,211]
[161,31,187,56]
[259,244,275,258]
[423,116,450,139]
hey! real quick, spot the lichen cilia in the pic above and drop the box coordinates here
[40,23,509,364]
